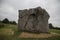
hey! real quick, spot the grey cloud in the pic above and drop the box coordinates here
[0,3,18,22]
[0,0,3,3]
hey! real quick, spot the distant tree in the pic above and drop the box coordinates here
[12,21,17,25]
[2,18,9,24]
[49,23,54,29]
[54,27,60,30]
[9,21,12,24]
[10,21,17,25]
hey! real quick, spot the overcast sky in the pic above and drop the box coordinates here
[0,0,60,27]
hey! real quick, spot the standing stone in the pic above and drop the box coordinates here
[18,7,50,33]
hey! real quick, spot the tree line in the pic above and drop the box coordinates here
[0,18,17,25]
[49,23,60,30]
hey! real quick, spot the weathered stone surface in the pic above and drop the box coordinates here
[18,7,50,33]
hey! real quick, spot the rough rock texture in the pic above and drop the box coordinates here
[18,7,50,33]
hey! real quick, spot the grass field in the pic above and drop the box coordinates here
[0,24,60,40]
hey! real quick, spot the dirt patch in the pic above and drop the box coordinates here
[18,32,60,38]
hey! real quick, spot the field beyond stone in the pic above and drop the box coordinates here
[0,24,60,40]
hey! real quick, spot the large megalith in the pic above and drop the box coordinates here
[18,7,50,33]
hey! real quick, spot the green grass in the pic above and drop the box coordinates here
[0,24,60,40]
[50,29,60,34]
[0,24,22,40]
